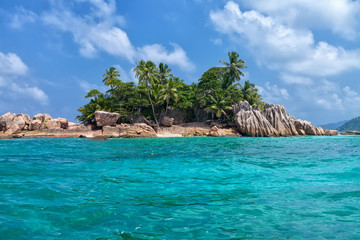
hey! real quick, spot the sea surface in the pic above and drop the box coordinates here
[0,136,360,239]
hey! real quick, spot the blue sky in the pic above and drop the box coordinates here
[1,0,360,125]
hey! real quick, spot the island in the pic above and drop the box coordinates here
[0,52,338,139]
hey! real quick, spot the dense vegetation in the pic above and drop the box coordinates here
[337,117,360,132]
[76,51,264,125]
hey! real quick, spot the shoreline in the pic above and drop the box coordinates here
[0,101,342,140]
[0,124,348,140]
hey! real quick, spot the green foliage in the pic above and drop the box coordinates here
[76,51,266,124]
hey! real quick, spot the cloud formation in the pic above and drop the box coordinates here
[9,6,37,29]
[0,51,48,104]
[211,1,360,122]
[240,0,360,40]
[42,0,194,71]
[210,1,360,79]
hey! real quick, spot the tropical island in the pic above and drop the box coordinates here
[0,52,338,139]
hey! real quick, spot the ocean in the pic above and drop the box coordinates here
[0,136,359,239]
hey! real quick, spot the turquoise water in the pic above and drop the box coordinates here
[1,136,360,239]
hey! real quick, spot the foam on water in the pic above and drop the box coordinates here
[0,136,360,239]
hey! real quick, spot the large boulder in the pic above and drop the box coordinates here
[44,119,62,129]
[233,101,279,137]
[160,116,174,127]
[325,129,338,136]
[0,113,31,132]
[263,104,298,136]
[232,101,326,137]
[57,118,69,129]
[208,126,241,137]
[29,119,43,131]
[117,123,156,138]
[94,111,120,127]
[33,113,52,123]
[5,124,21,135]
[0,113,16,131]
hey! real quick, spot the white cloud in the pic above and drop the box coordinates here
[41,0,194,71]
[9,6,37,29]
[0,51,49,104]
[293,81,360,112]
[137,43,195,71]
[280,74,313,86]
[210,1,360,78]
[0,52,28,76]
[9,83,49,105]
[113,65,137,83]
[257,82,289,104]
[240,0,360,40]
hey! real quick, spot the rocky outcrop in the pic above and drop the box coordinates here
[324,129,338,136]
[232,101,337,137]
[33,113,52,123]
[233,102,279,137]
[102,123,157,138]
[160,116,174,127]
[29,114,68,131]
[0,112,71,138]
[340,130,360,135]
[208,126,241,137]
[0,113,31,134]
[94,111,119,127]
[263,104,298,136]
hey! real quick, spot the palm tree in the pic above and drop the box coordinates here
[205,89,232,119]
[103,67,120,88]
[240,80,263,108]
[220,51,247,84]
[133,60,159,125]
[161,78,179,116]
[158,63,172,85]
[151,83,165,109]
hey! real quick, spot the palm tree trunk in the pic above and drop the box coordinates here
[165,98,169,116]
[147,88,159,125]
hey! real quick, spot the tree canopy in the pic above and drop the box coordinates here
[77,51,264,125]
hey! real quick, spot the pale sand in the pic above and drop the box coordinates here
[156,133,183,138]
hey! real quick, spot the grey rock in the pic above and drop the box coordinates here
[232,101,326,137]
[94,111,119,127]
[160,116,174,127]
[29,119,43,131]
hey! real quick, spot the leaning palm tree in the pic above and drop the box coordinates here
[220,51,247,84]
[103,67,120,89]
[133,60,159,125]
[205,89,232,119]
[161,78,179,116]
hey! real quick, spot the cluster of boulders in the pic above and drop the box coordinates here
[340,130,360,135]
[0,113,68,135]
[232,101,338,137]
[0,103,339,139]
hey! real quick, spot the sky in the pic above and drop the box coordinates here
[1,0,360,125]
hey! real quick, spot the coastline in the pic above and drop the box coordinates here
[0,101,341,140]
